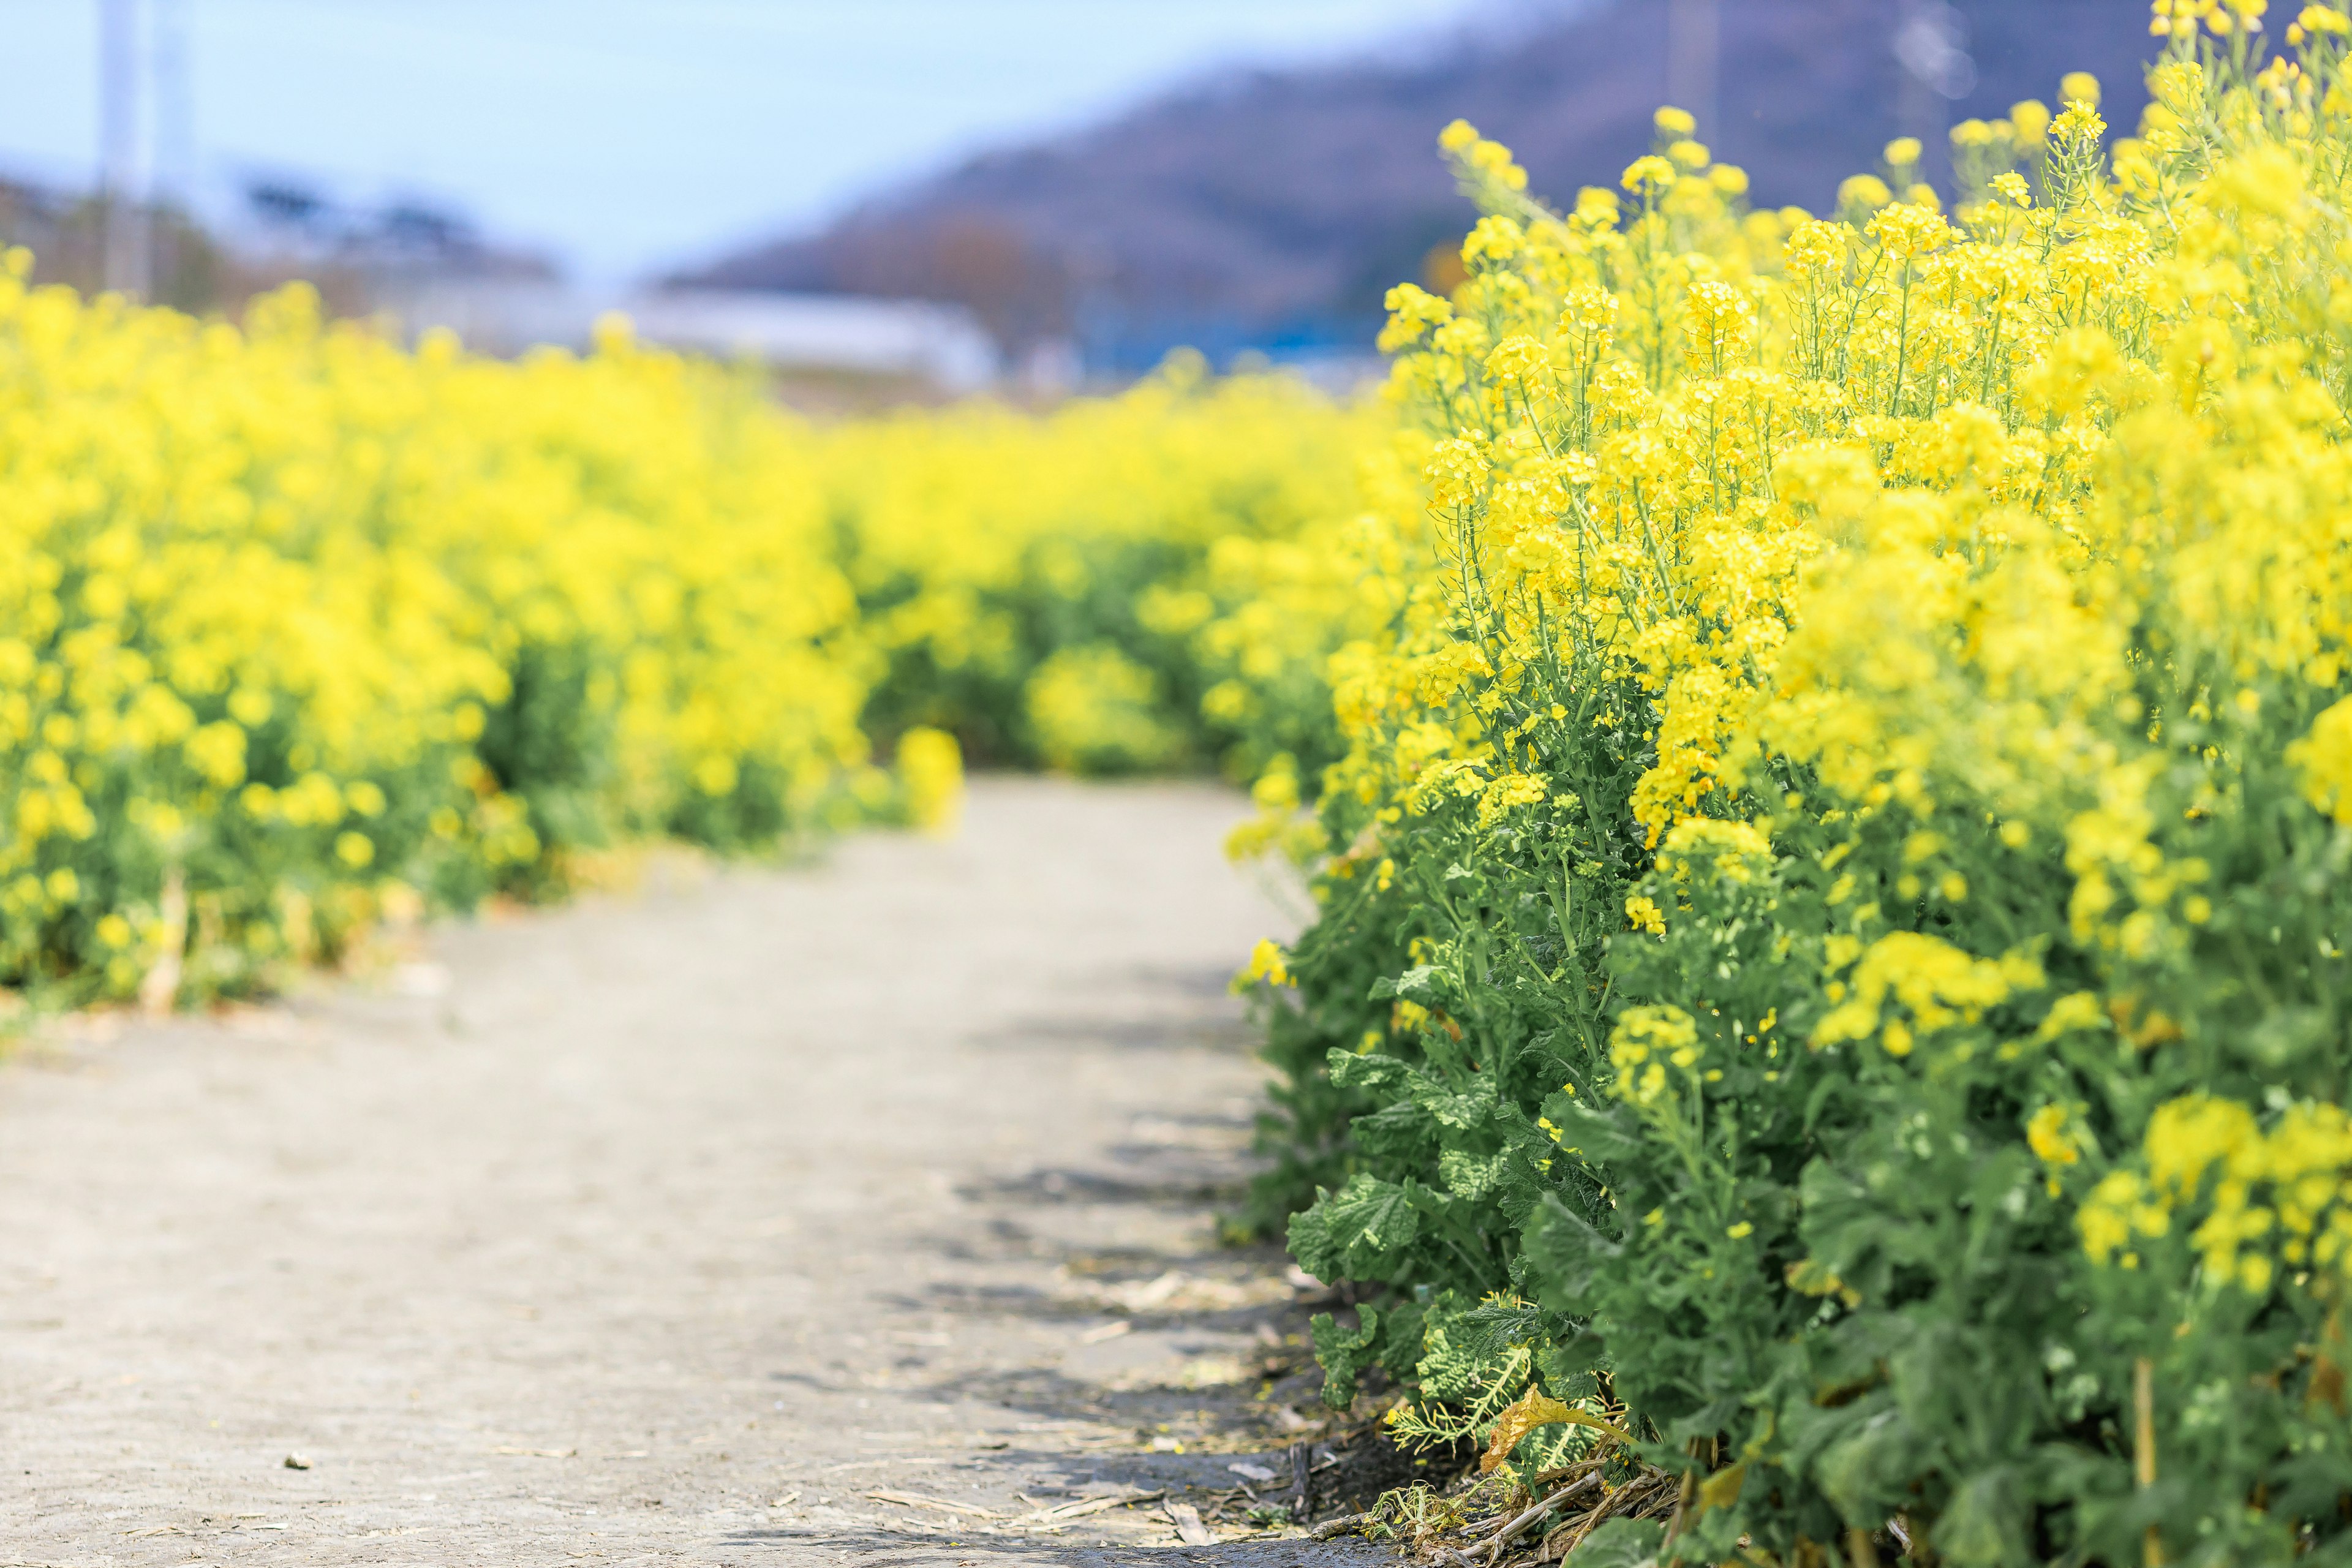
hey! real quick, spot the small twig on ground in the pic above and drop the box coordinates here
[1557,1469,1670,1560]
[866,1489,1003,1520]
[1011,1488,1166,1526]
[1311,1511,1371,1540]
[1525,1449,1617,1491]
[1463,1466,1586,1538]
[1481,1472,1605,1565]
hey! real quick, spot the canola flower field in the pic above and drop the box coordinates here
[0,286,1373,1005]
[10,2,2352,1563]
[1236,6,2352,1565]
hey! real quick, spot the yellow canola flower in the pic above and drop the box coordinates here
[0,255,1368,1001]
[2086,1096,2352,1294]
[1269,28,2352,1545]
[895,727,965,837]
[2289,696,2352,821]
[1245,938,1295,988]
[1310,37,2352,1106]
[1812,933,2040,1055]
[1610,1005,1700,1105]
[1623,156,1679,192]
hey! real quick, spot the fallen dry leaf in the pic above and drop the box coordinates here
[1069,1267,1288,1315]
[1166,1499,1215,1545]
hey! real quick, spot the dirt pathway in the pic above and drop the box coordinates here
[0,780,1401,1566]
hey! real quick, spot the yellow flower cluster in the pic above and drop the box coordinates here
[2152,0,2277,40]
[1608,1003,1701,1106]
[1294,19,2352,1050]
[2083,1094,2352,1294]
[1812,932,2041,1058]
[0,273,890,1000]
[1265,15,2352,1551]
[0,267,1365,1005]
[818,356,1381,778]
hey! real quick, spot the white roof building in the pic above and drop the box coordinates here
[388,281,1000,392]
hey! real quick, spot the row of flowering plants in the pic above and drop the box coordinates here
[0,271,1371,1006]
[1258,9,2352,1563]
[0,287,888,1001]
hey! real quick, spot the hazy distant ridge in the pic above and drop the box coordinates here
[684,0,2160,368]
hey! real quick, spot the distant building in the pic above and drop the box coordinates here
[388,281,1000,393]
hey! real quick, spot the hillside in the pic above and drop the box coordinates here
[684,0,2163,368]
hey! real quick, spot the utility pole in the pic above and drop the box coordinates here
[1666,0,1721,138]
[100,0,151,298]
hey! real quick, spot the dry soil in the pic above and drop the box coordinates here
[0,779,1398,1567]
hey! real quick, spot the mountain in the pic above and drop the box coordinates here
[681,0,2163,369]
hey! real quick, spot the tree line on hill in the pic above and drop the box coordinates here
[682,0,2160,370]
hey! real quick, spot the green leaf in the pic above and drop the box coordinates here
[1285,1189,1343,1284]
[1937,1466,2028,1568]
[1311,1305,1381,1409]
[1812,1403,1928,1526]
[1567,1517,1663,1568]
[1438,1146,1508,1200]
[1373,1298,1428,1382]
[1526,1191,1623,1311]
[1540,1095,1646,1166]
[1353,1097,1438,1159]
[1322,1174,1422,1275]
[1408,1076,1491,1131]
[1329,1049,1411,1091]
[1368,964,1440,1003]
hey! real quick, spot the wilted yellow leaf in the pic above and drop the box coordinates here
[1479,1389,1632,1472]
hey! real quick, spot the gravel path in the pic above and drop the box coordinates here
[0,780,1393,1566]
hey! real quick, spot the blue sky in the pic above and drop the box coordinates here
[0,1,1471,282]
